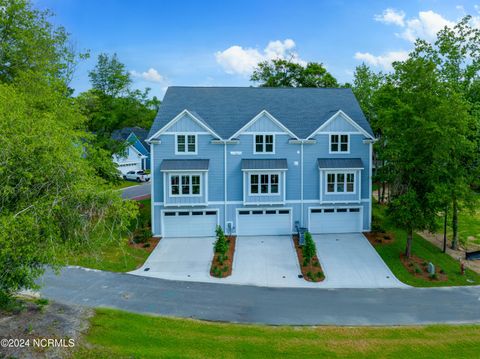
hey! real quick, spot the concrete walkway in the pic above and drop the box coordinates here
[132,234,406,288]
[38,267,480,326]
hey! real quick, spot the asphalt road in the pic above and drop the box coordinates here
[39,267,480,326]
[121,182,151,200]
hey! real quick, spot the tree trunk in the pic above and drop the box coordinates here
[381,181,386,204]
[405,228,413,258]
[443,207,448,253]
[451,198,459,250]
[377,185,381,204]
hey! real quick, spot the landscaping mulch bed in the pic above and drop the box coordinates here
[364,231,395,245]
[210,236,236,278]
[129,237,159,253]
[292,235,325,282]
[400,254,448,282]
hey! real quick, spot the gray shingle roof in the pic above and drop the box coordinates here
[317,158,364,169]
[112,126,149,150]
[241,159,288,171]
[148,87,374,140]
[160,159,210,171]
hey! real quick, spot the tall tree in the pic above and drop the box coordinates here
[376,57,472,257]
[251,59,338,87]
[0,1,137,305]
[88,53,131,97]
[411,16,480,249]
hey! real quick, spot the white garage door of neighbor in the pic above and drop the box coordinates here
[118,162,142,175]
[309,207,362,234]
[162,210,218,237]
[237,209,291,236]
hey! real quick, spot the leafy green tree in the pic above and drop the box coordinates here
[251,59,338,87]
[302,232,316,265]
[214,225,228,255]
[410,16,480,249]
[0,0,86,85]
[377,57,472,257]
[89,53,131,97]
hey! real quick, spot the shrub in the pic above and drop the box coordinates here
[214,225,228,255]
[302,232,316,265]
[133,227,151,244]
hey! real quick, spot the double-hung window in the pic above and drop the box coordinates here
[250,174,279,195]
[176,134,196,154]
[330,134,349,153]
[254,134,274,153]
[326,172,355,193]
[170,174,201,196]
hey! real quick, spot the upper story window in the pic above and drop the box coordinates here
[254,134,274,153]
[170,174,201,196]
[250,173,279,195]
[326,172,355,193]
[330,134,349,153]
[176,134,197,154]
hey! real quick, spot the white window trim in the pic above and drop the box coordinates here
[328,133,350,154]
[325,171,356,194]
[248,172,281,196]
[168,173,203,197]
[253,133,275,154]
[175,133,198,155]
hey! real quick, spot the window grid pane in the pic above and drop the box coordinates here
[347,173,354,192]
[171,176,179,195]
[177,135,185,152]
[336,173,345,192]
[187,135,196,152]
[327,173,335,192]
[255,135,264,153]
[270,174,279,193]
[265,135,274,152]
[192,175,200,194]
[260,174,269,193]
[250,174,259,194]
[181,175,190,195]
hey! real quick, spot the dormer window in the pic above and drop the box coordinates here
[254,134,274,153]
[176,134,196,154]
[330,134,349,153]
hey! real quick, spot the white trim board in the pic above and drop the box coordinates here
[229,110,298,140]
[308,110,375,140]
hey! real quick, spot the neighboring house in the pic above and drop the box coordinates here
[111,127,151,175]
[147,87,375,237]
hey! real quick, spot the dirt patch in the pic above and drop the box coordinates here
[0,298,92,359]
[400,254,448,282]
[364,231,395,245]
[129,237,160,253]
[292,235,325,282]
[210,236,236,278]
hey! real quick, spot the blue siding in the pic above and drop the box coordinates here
[164,113,207,133]
[321,113,359,132]
[243,113,285,133]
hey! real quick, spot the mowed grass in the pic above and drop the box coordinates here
[62,199,152,272]
[372,202,480,287]
[75,308,480,359]
[435,206,480,247]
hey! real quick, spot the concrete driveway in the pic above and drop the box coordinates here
[131,237,216,282]
[314,233,406,288]
[132,233,405,288]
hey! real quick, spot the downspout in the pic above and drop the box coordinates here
[301,141,304,226]
[224,141,227,230]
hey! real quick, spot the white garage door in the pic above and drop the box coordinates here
[237,209,291,236]
[162,210,218,237]
[309,207,362,234]
[117,162,142,175]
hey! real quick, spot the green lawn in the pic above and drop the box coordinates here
[112,180,140,190]
[74,308,480,359]
[435,207,480,247]
[372,202,480,287]
[62,199,152,272]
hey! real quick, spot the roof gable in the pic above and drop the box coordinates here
[148,87,374,140]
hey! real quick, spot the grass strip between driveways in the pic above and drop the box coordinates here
[372,202,480,287]
[74,308,480,359]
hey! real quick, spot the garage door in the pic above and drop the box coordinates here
[162,210,218,237]
[117,162,142,175]
[237,209,291,236]
[309,207,362,234]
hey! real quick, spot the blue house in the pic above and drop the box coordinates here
[112,127,151,175]
[147,87,374,237]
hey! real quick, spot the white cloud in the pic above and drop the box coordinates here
[374,8,406,27]
[215,39,306,75]
[130,68,164,83]
[399,10,455,42]
[354,51,409,70]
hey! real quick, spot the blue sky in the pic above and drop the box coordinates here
[36,0,480,99]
